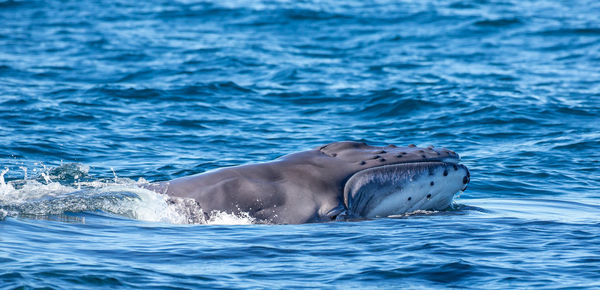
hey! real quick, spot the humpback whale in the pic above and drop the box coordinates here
[146,141,470,224]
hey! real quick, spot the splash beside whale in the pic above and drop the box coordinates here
[146,141,470,224]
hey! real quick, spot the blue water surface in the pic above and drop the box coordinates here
[1,0,600,288]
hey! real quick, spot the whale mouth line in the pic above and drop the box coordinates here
[351,159,463,180]
[360,156,462,171]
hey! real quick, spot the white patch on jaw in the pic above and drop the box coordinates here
[344,162,468,218]
[368,165,466,218]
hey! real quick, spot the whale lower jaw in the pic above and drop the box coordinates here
[343,162,469,218]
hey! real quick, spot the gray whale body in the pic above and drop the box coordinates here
[147,141,470,224]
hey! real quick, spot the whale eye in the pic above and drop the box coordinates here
[443,170,448,176]
[426,194,432,199]
[408,197,412,201]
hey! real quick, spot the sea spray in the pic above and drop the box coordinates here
[0,163,256,225]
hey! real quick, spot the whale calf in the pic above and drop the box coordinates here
[146,141,470,224]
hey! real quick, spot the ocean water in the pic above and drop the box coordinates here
[1,0,600,288]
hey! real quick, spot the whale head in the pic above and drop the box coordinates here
[155,140,470,224]
[315,141,470,219]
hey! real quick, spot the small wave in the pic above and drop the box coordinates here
[354,92,438,118]
[533,28,600,36]
[84,86,166,101]
[473,18,523,28]
[552,140,599,151]
[0,0,31,8]
[463,198,600,224]
[0,164,255,225]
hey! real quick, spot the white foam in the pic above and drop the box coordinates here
[205,210,255,225]
[0,167,12,193]
[0,164,257,225]
[388,209,439,218]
